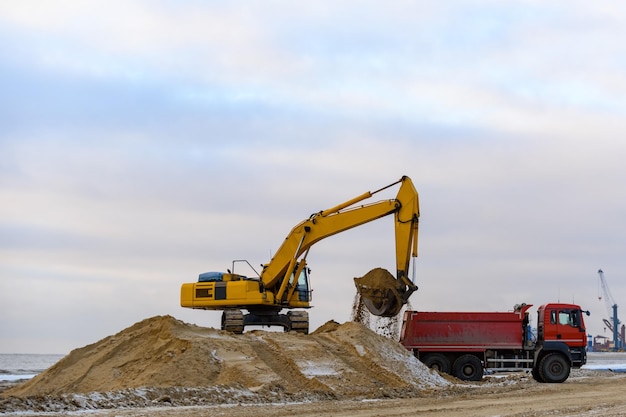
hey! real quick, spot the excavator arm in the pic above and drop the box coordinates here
[261,175,419,316]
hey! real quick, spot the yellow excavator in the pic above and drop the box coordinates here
[180,175,420,334]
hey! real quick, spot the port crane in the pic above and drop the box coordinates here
[597,269,621,350]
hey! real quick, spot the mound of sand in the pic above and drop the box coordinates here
[3,316,448,404]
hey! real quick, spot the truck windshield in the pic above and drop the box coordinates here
[554,310,580,327]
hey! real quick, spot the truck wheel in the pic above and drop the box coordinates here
[531,366,545,383]
[538,353,570,383]
[421,353,451,374]
[452,354,483,381]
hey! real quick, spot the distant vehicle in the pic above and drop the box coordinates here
[400,303,589,383]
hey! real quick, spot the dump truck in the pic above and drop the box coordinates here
[400,303,589,383]
[181,176,420,334]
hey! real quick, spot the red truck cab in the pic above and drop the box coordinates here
[539,304,587,346]
[536,303,587,365]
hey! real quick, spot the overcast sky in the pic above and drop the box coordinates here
[1,1,625,354]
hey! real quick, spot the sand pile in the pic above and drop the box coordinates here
[1,316,449,411]
[5,316,220,397]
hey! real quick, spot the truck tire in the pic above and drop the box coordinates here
[421,353,451,374]
[538,353,570,383]
[452,354,483,381]
[531,366,545,383]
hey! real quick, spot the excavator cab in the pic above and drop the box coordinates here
[295,268,312,302]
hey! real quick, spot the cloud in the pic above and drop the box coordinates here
[1,1,625,352]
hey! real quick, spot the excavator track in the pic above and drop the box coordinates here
[221,309,244,334]
[287,310,309,334]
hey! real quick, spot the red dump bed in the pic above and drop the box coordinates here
[400,305,531,352]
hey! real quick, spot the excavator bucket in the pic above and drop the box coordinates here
[353,268,405,317]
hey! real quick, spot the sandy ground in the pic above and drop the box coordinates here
[191,371,626,417]
[3,370,626,417]
[3,315,626,416]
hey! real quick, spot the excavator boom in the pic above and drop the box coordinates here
[265,177,418,281]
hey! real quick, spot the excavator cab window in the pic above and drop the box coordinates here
[295,268,311,302]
